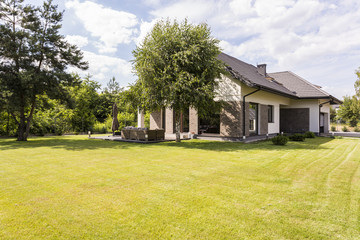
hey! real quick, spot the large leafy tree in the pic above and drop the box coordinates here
[132,19,224,142]
[337,95,360,127]
[0,0,88,141]
[338,68,360,127]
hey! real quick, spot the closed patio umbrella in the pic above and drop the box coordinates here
[111,103,119,134]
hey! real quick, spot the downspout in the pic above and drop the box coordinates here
[318,100,332,135]
[242,88,261,139]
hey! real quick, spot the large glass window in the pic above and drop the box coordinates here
[249,103,258,135]
[268,105,274,123]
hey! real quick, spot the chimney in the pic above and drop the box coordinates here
[257,64,266,76]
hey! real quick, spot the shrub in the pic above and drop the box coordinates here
[330,126,336,132]
[354,127,360,132]
[289,133,305,141]
[342,126,349,132]
[93,121,108,133]
[272,135,289,145]
[304,131,315,138]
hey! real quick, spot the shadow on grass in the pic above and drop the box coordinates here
[0,136,137,151]
[0,136,335,152]
[159,137,334,152]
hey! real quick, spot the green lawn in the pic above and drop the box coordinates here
[1,136,360,239]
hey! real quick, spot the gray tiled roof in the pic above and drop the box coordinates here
[218,52,297,98]
[268,71,330,98]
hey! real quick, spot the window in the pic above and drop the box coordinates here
[268,105,274,123]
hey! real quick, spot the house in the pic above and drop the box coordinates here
[138,52,341,138]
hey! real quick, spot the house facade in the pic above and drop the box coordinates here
[139,52,341,138]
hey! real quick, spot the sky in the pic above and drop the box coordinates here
[28,0,360,99]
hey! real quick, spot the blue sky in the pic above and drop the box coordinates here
[30,0,360,99]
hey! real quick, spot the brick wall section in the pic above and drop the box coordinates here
[189,107,198,134]
[244,102,250,137]
[259,104,268,135]
[220,101,243,137]
[150,111,162,130]
[165,108,174,134]
[280,108,309,133]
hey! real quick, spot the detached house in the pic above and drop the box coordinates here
[139,52,341,138]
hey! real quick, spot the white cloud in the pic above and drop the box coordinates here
[148,0,360,98]
[65,35,88,48]
[135,19,159,46]
[65,0,138,53]
[67,51,135,87]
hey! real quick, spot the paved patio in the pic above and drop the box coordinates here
[89,133,278,144]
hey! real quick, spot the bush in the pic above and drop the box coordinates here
[330,126,336,132]
[342,126,349,132]
[354,127,360,132]
[289,133,305,141]
[304,131,315,138]
[93,121,108,133]
[272,135,289,145]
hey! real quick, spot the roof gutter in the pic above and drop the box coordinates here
[243,88,261,139]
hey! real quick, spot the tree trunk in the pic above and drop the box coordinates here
[175,111,181,143]
[24,99,36,140]
[17,106,26,141]
[16,97,36,141]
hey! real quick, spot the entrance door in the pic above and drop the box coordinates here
[249,103,258,136]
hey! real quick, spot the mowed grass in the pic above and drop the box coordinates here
[1,136,360,239]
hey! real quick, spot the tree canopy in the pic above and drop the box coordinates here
[131,19,224,141]
[0,0,88,140]
[338,68,360,127]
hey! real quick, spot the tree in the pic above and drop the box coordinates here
[69,75,100,132]
[96,77,123,122]
[0,0,88,141]
[330,106,337,123]
[337,95,360,127]
[132,19,224,142]
[355,68,360,97]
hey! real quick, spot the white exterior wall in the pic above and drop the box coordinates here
[242,85,290,134]
[320,101,331,133]
[281,99,320,133]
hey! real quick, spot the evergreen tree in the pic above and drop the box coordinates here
[0,0,88,141]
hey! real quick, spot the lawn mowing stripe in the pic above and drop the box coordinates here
[295,140,348,183]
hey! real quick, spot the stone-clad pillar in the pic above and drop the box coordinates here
[165,108,174,134]
[259,104,268,135]
[137,109,145,128]
[189,107,198,134]
[220,101,242,137]
[150,111,162,129]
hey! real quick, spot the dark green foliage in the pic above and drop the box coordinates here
[289,134,305,141]
[354,126,360,132]
[331,126,336,132]
[304,131,315,138]
[330,107,337,123]
[337,96,360,127]
[272,135,289,145]
[342,126,349,132]
[0,0,88,141]
[131,19,224,142]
